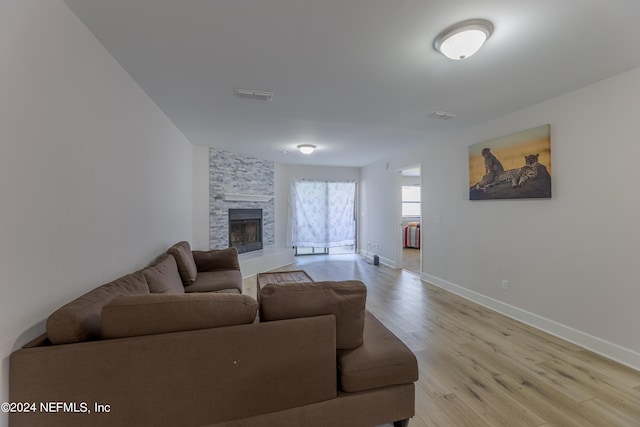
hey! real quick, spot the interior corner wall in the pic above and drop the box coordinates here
[361,66,640,369]
[0,0,193,418]
[190,155,360,269]
[192,144,212,250]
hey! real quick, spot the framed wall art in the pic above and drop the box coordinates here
[469,124,551,200]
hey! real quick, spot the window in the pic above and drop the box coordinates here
[289,179,356,248]
[402,186,420,217]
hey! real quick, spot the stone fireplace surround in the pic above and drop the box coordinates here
[209,149,275,250]
[208,150,292,276]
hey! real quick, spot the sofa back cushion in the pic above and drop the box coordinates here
[46,270,150,345]
[259,280,367,349]
[192,247,240,272]
[142,254,185,294]
[101,293,258,339]
[167,241,198,285]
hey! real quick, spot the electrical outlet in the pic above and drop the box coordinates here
[501,280,510,291]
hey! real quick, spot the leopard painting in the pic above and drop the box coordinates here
[482,148,504,175]
[512,154,540,187]
[473,154,540,191]
[473,169,519,191]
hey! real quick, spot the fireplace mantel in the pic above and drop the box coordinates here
[215,193,272,202]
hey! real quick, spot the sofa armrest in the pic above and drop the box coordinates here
[10,316,337,427]
[192,247,240,272]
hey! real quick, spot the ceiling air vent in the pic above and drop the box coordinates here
[428,111,457,120]
[234,88,273,101]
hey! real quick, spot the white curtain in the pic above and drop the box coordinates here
[289,179,356,248]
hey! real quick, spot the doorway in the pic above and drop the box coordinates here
[398,166,421,275]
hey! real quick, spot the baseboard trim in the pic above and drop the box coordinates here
[357,249,396,269]
[422,273,640,372]
[378,255,395,269]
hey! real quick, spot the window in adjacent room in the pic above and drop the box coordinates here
[402,186,421,217]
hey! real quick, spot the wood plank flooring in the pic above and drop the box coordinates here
[403,248,421,276]
[242,254,640,427]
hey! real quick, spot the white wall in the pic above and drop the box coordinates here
[192,145,212,250]
[0,0,193,419]
[361,66,640,369]
[360,162,401,266]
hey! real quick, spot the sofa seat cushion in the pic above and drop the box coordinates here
[167,241,198,285]
[184,270,243,293]
[210,288,241,294]
[259,280,366,350]
[143,254,185,294]
[46,270,150,345]
[101,293,258,339]
[337,311,418,392]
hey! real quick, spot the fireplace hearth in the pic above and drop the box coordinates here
[228,209,263,254]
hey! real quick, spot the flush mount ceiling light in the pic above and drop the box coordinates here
[434,19,493,60]
[297,144,317,154]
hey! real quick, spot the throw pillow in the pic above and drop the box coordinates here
[142,254,185,294]
[192,247,240,271]
[167,241,198,285]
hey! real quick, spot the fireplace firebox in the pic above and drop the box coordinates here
[228,209,263,254]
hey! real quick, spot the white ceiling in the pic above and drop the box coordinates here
[63,0,640,167]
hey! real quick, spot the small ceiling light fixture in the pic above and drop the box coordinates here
[297,144,317,155]
[434,19,493,60]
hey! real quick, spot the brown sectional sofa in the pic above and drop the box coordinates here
[9,242,418,427]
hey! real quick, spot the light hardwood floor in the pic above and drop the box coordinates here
[403,247,421,276]
[243,254,640,427]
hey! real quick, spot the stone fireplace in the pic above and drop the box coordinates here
[207,149,294,275]
[228,209,263,254]
[209,149,275,251]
